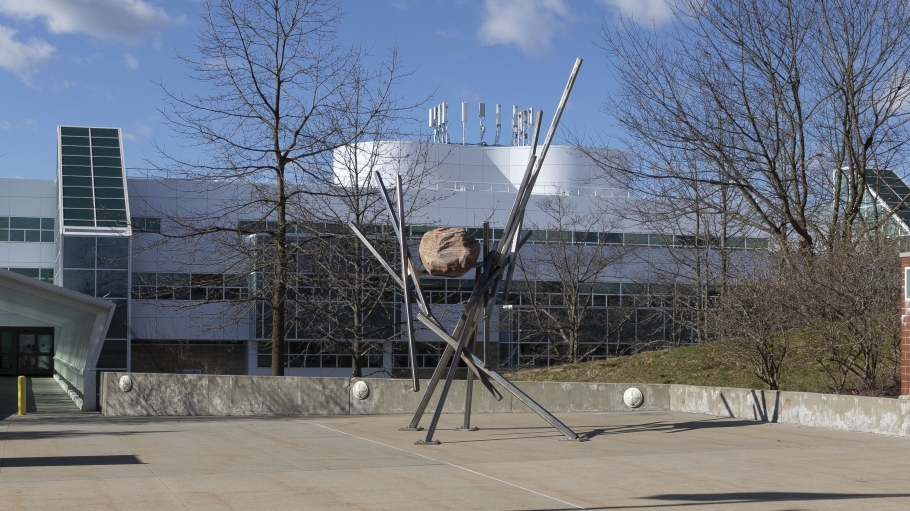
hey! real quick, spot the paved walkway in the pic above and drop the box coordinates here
[1,410,909,510]
[0,377,78,418]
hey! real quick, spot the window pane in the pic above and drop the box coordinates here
[95,198,126,210]
[0,218,7,228]
[105,300,129,339]
[92,167,122,177]
[24,230,40,242]
[93,177,123,188]
[96,209,127,222]
[40,218,54,230]
[63,208,95,220]
[63,237,95,268]
[62,187,93,198]
[0,230,8,241]
[96,339,127,369]
[96,220,127,227]
[92,157,122,167]
[91,147,120,157]
[62,176,92,187]
[97,270,128,298]
[8,230,24,241]
[602,232,623,244]
[62,156,91,166]
[94,188,124,199]
[10,217,40,229]
[9,268,39,278]
[625,233,649,245]
[61,146,91,156]
[90,128,119,138]
[63,197,93,209]
[40,230,54,242]
[61,136,90,146]
[39,268,54,281]
[61,127,90,137]
[62,166,91,176]
[63,269,95,295]
[89,138,119,148]
[97,237,129,269]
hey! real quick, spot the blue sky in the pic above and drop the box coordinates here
[0,0,673,180]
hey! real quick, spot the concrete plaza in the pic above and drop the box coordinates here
[2,382,910,511]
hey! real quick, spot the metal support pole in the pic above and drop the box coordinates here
[416,320,472,444]
[482,221,491,368]
[17,375,26,415]
[396,175,419,392]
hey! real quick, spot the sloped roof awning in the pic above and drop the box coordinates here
[0,269,114,411]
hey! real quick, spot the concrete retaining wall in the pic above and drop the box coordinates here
[100,372,666,417]
[671,385,910,437]
[100,373,910,438]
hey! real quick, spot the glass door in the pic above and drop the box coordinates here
[0,330,14,375]
[15,328,55,376]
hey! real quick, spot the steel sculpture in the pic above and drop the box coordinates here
[349,58,583,444]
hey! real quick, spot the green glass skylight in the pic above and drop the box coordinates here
[57,126,131,234]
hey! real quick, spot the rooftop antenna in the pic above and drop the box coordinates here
[511,105,519,146]
[494,104,501,146]
[442,102,449,144]
[461,102,468,146]
[479,103,486,146]
[429,103,449,143]
[525,107,534,145]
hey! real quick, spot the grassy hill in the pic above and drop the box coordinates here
[505,339,844,393]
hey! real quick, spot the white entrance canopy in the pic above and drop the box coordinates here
[0,268,114,410]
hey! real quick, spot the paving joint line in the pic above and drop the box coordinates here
[114,426,188,510]
[313,422,587,510]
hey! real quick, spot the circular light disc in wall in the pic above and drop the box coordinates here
[623,387,643,408]
[119,375,133,393]
[352,380,370,400]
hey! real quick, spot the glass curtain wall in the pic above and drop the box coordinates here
[60,235,131,370]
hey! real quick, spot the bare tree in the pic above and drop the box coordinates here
[799,235,901,395]
[151,0,413,375]
[590,0,910,252]
[510,194,634,365]
[707,253,800,390]
[293,140,442,377]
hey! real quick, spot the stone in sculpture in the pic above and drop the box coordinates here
[418,228,480,277]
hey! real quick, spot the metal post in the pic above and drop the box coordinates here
[396,175,419,392]
[17,375,26,415]
[482,222,491,368]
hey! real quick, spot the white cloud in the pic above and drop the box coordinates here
[0,0,183,44]
[0,120,11,129]
[601,0,675,25]
[0,24,54,82]
[123,122,152,141]
[478,0,571,55]
[124,52,138,69]
[391,2,407,11]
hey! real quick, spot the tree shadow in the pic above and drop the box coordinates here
[581,418,760,439]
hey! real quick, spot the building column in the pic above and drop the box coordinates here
[901,252,910,397]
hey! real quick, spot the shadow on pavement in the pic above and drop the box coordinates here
[580,418,760,439]
[0,455,144,468]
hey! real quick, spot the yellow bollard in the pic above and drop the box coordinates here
[17,375,26,415]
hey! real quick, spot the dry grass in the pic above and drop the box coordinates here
[505,337,851,393]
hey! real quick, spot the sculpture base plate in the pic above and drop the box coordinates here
[398,427,424,431]
[415,439,441,445]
